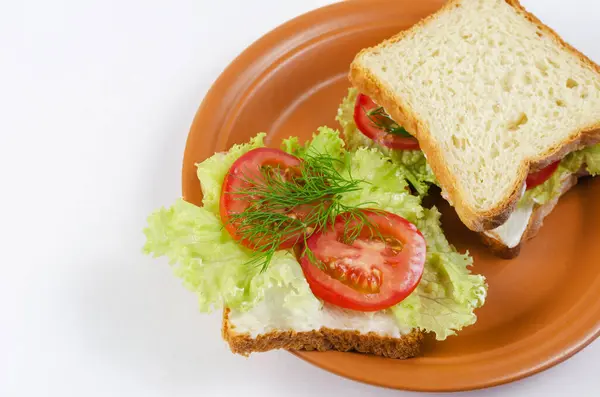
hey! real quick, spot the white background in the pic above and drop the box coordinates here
[2,0,599,396]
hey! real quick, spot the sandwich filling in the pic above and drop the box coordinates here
[338,88,600,248]
[144,128,487,341]
[483,200,534,248]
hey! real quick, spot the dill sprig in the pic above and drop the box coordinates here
[226,150,378,273]
[364,106,414,138]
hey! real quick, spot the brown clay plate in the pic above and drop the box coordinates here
[181,0,600,392]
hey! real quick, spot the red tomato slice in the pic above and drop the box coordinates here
[299,210,426,312]
[354,93,420,150]
[220,148,304,251]
[526,161,560,190]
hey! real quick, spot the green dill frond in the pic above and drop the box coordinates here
[223,150,378,273]
[364,106,413,138]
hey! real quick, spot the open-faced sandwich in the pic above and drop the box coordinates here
[338,0,600,258]
[144,128,486,359]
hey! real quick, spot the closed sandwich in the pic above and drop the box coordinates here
[340,0,600,257]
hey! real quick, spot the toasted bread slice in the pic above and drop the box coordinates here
[349,0,600,232]
[222,307,424,359]
[480,168,588,258]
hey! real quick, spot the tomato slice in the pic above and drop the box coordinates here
[299,210,426,312]
[220,148,305,251]
[526,161,560,190]
[354,93,420,150]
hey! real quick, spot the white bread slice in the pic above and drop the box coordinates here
[349,0,600,232]
[222,303,423,359]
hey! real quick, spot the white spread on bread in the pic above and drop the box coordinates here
[483,170,579,248]
[483,201,534,248]
[228,284,412,338]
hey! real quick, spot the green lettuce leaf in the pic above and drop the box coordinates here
[336,88,437,196]
[144,128,486,340]
[143,199,321,313]
[562,143,600,176]
[280,136,301,156]
[282,126,345,160]
[196,133,266,215]
[340,147,422,223]
[521,164,570,206]
[584,144,600,174]
[522,143,600,206]
[393,207,486,340]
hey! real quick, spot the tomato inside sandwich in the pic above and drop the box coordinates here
[525,160,560,190]
[354,93,420,150]
[299,210,426,312]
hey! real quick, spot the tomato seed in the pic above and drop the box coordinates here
[369,279,379,292]
[360,278,369,290]
[372,268,382,279]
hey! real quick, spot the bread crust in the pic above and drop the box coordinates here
[479,170,585,258]
[349,0,600,232]
[222,308,424,359]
